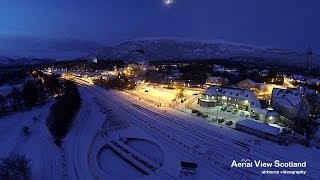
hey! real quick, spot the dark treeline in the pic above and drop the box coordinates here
[52,59,125,71]
[0,66,29,86]
[46,80,81,146]
[94,74,136,90]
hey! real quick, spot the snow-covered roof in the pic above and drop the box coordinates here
[237,79,256,86]
[204,86,261,108]
[236,119,280,136]
[272,88,303,108]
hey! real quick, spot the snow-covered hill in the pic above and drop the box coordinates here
[0,56,16,65]
[88,39,318,64]
[0,56,55,66]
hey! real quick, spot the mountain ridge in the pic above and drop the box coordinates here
[88,38,318,65]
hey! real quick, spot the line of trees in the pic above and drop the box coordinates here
[46,80,81,146]
[0,80,46,114]
[95,74,136,90]
[0,70,64,115]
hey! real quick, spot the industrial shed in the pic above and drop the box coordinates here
[236,119,280,142]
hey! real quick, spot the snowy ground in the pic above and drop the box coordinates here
[0,101,64,180]
[130,84,202,107]
[48,75,320,180]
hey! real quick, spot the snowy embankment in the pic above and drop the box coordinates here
[0,101,64,180]
[63,86,106,180]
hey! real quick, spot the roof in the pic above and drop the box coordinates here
[272,88,303,108]
[237,79,256,86]
[236,119,280,136]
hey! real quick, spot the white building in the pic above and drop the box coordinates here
[205,77,229,86]
[199,86,261,111]
[271,88,311,131]
[199,86,280,123]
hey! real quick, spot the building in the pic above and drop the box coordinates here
[303,88,320,118]
[236,119,281,142]
[214,68,239,76]
[198,86,261,111]
[205,76,229,86]
[237,79,256,90]
[259,69,269,77]
[271,88,311,131]
[252,108,280,124]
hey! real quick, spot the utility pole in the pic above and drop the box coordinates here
[296,87,306,133]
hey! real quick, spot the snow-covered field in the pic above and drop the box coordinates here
[129,84,202,107]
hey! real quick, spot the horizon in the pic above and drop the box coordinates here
[0,0,319,59]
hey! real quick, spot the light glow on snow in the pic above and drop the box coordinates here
[163,0,174,6]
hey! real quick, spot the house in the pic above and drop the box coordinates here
[237,79,256,90]
[205,76,229,86]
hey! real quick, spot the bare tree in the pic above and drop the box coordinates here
[0,153,31,180]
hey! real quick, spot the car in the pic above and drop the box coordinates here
[211,117,218,122]
[192,109,199,114]
[226,107,233,112]
[145,90,149,92]
[232,109,238,114]
[218,119,225,123]
[240,111,245,116]
[225,121,233,125]
[197,112,203,116]
[193,93,199,95]
[221,106,227,111]
[202,114,208,118]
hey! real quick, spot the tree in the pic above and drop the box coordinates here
[11,87,23,110]
[176,86,185,99]
[23,81,39,107]
[0,153,31,180]
[0,95,6,113]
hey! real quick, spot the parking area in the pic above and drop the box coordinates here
[188,103,254,128]
[131,84,202,107]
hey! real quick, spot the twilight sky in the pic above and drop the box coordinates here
[0,0,319,58]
